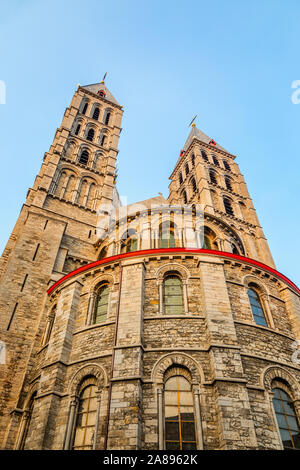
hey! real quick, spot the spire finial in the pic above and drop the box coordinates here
[188,114,198,127]
[100,72,107,84]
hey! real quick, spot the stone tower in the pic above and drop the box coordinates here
[0,81,299,451]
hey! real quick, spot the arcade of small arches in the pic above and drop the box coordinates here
[97,215,245,261]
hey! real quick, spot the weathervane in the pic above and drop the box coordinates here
[188,114,198,127]
[100,72,107,84]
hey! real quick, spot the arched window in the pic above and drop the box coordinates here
[212,155,219,166]
[185,162,189,176]
[72,382,98,450]
[164,367,197,450]
[19,392,37,449]
[86,128,94,142]
[77,179,88,205]
[191,177,197,192]
[209,170,217,184]
[63,175,75,201]
[223,197,234,215]
[121,229,138,253]
[86,183,96,209]
[75,124,81,135]
[191,154,195,167]
[182,190,187,204]
[225,177,232,191]
[163,274,183,315]
[79,149,89,165]
[223,160,231,171]
[99,130,107,147]
[94,283,109,323]
[272,386,300,450]
[55,171,67,197]
[104,111,111,125]
[82,102,88,115]
[201,150,208,162]
[179,172,183,185]
[159,222,176,248]
[92,107,100,120]
[248,286,267,326]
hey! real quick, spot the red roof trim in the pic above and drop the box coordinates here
[47,249,300,296]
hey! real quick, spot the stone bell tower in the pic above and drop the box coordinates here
[0,79,123,448]
[168,123,275,267]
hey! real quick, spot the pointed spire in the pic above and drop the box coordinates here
[183,124,228,153]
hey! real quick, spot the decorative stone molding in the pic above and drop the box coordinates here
[151,352,204,385]
[261,365,300,398]
[68,363,108,396]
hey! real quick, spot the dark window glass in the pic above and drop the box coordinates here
[191,177,197,192]
[179,172,183,185]
[105,112,111,125]
[272,388,300,450]
[248,288,267,326]
[191,154,195,167]
[209,171,217,184]
[75,124,81,135]
[183,190,187,204]
[185,163,189,176]
[163,275,183,315]
[82,103,88,115]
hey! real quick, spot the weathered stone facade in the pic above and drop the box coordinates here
[0,80,299,450]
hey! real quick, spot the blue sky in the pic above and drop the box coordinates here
[0,0,299,285]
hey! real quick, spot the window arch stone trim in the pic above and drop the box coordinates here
[68,363,108,396]
[261,365,300,398]
[151,352,204,385]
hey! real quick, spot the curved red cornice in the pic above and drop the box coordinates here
[47,249,300,296]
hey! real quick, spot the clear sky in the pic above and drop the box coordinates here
[0,0,299,285]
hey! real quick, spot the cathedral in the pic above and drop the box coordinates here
[0,79,299,451]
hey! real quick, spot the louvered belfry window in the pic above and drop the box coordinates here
[163,275,183,315]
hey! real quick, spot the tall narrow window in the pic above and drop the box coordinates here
[179,172,183,185]
[98,246,108,260]
[20,274,28,292]
[94,283,109,323]
[100,134,106,147]
[225,177,232,191]
[86,128,94,142]
[201,150,208,162]
[191,177,197,192]
[248,287,267,326]
[212,155,219,166]
[19,392,37,450]
[72,384,98,450]
[79,150,89,165]
[164,368,197,450]
[92,107,100,120]
[272,387,300,450]
[163,275,183,315]
[185,163,189,176]
[223,197,234,215]
[183,190,187,204]
[82,102,88,115]
[104,112,111,125]
[191,154,195,167]
[32,243,40,261]
[75,124,81,135]
[223,160,231,171]
[209,170,217,184]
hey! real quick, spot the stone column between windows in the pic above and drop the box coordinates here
[266,391,284,450]
[107,258,145,450]
[64,396,77,450]
[192,385,204,450]
[198,255,258,449]
[157,386,164,450]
